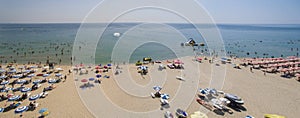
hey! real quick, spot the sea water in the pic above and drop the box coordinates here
[0,23,299,65]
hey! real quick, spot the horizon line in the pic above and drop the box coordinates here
[1,22,300,25]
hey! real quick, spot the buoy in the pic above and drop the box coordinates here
[113,32,121,37]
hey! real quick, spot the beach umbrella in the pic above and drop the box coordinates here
[29,94,40,101]
[27,74,35,78]
[17,80,27,84]
[42,111,50,116]
[55,73,62,77]
[48,79,57,83]
[8,69,17,73]
[0,108,4,112]
[0,76,7,79]
[39,108,48,114]
[15,106,28,114]
[81,79,88,83]
[0,69,6,73]
[107,64,112,66]
[8,95,21,101]
[221,57,227,61]
[197,58,202,62]
[96,74,101,78]
[95,66,100,69]
[153,86,162,92]
[33,80,42,84]
[21,88,31,93]
[1,87,13,93]
[12,75,21,78]
[173,59,183,64]
[161,94,170,100]
[39,108,49,116]
[29,66,37,68]
[22,70,31,73]
[37,73,44,76]
[43,74,50,77]
[89,78,95,81]
[0,81,9,85]
[55,68,63,71]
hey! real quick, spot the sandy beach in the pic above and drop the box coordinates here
[0,56,299,118]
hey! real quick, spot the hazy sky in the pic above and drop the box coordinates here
[0,0,299,24]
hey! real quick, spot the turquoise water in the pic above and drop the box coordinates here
[0,23,299,65]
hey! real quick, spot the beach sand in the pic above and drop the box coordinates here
[1,56,299,118]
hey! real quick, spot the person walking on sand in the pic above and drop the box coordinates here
[250,66,253,73]
[64,75,67,81]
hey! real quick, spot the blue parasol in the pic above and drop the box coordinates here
[21,88,31,92]
[0,69,6,73]
[15,106,28,114]
[27,74,35,78]
[153,86,162,92]
[8,69,16,73]
[43,74,50,77]
[161,94,170,100]
[96,74,101,78]
[0,76,6,79]
[0,81,9,85]
[39,108,48,114]
[89,78,95,81]
[8,95,20,101]
[29,94,40,101]
[0,108,4,112]
[55,74,62,77]
[48,79,57,83]
[12,75,21,78]
[17,80,27,84]
[33,80,42,84]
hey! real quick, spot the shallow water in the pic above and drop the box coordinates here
[0,23,299,65]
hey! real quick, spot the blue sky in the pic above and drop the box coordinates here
[0,0,299,24]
